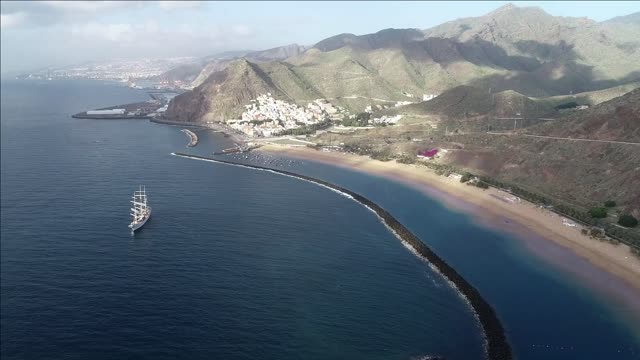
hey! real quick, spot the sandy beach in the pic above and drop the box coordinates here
[261,145,640,297]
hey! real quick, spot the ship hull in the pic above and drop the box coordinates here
[129,208,151,232]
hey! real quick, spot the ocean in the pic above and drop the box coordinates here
[1,80,639,359]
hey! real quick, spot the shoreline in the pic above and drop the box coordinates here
[149,118,206,128]
[71,114,150,120]
[150,118,247,143]
[172,151,513,360]
[260,145,640,300]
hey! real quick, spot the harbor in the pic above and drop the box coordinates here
[212,143,260,156]
[72,101,164,120]
[71,89,177,120]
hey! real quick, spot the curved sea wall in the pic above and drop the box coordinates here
[172,152,513,360]
[181,129,199,147]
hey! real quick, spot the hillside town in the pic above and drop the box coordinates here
[222,93,414,137]
[226,94,348,137]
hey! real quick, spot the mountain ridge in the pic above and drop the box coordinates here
[166,4,640,123]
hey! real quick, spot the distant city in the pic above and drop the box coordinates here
[14,57,197,88]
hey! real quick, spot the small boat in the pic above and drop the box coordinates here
[129,185,151,234]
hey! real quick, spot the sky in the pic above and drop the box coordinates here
[1,1,639,74]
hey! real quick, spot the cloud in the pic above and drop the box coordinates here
[0,1,142,28]
[66,20,255,55]
[1,12,24,29]
[157,1,202,11]
[41,1,132,12]
[231,25,253,37]
[0,2,202,30]
[1,1,255,72]
[71,22,134,42]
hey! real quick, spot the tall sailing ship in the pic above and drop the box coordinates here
[129,185,151,233]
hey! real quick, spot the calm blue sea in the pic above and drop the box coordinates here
[1,80,639,360]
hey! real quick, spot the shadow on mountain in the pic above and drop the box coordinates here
[391,35,639,95]
[458,38,544,71]
[415,38,640,96]
[468,66,640,97]
[311,27,640,96]
[514,40,580,61]
[314,29,426,52]
[406,38,580,72]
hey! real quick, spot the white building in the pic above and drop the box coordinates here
[228,94,346,137]
[87,109,125,115]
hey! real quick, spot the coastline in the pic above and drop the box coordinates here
[260,145,640,294]
[149,118,206,128]
[150,118,247,143]
[172,151,513,360]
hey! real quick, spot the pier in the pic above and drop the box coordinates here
[72,101,162,120]
[181,129,198,147]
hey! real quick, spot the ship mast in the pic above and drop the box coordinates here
[131,186,147,222]
[129,185,150,234]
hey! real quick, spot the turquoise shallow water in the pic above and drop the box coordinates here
[1,80,639,359]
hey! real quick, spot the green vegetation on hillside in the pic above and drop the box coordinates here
[341,112,371,127]
[460,172,473,183]
[589,207,608,218]
[618,214,639,228]
[277,120,331,136]
[555,102,579,110]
